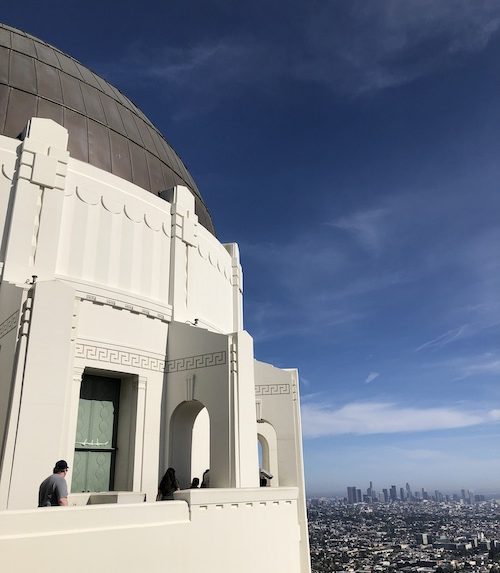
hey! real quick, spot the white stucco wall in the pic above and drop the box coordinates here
[0,118,311,572]
[0,489,302,573]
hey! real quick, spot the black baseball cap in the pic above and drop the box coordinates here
[54,460,69,472]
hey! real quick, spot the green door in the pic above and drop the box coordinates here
[71,374,120,493]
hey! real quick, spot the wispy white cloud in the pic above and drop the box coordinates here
[456,358,500,380]
[415,325,468,352]
[365,372,380,384]
[302,401,500,438]
[395,448,444,461]
[144,37,266,88]
[242,227,411,342]
[297,0,500,94]
[333,208,389,255]
[101,1,500,118]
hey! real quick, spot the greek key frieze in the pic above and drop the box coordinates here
[0,311,19,339]
[255,384,291,396]
[166,351,227,373]
[75,342,227,374]
[75,343,165,373]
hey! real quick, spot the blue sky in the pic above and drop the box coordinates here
[5,1,500,496]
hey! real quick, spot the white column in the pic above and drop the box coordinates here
[133,376,147,492]
[230,331,259,487]
[2,118,69,284]
[66,366,84,475]
[0,285,31,509]
[164,185,198,323]
[224,242,244,332]
[7,279,75,509]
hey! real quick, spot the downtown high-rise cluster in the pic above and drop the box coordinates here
[346,482,485,504]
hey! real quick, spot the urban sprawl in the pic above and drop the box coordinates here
[308,484,500,573]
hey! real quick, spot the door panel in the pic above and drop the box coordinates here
[72,374,120,493]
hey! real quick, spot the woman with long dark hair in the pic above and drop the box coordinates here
[158,467,180,500]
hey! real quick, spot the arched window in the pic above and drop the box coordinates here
[191,407,210,485]
[169,401,210,488]
[257,421,279,487]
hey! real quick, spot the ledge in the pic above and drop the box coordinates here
[0,488,300,540]
[0,501,189,538]
[174,486,299,506]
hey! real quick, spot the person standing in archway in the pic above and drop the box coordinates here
[158,467,180,500]
[200,469,210,488]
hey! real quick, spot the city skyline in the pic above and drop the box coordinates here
[4,2,500,495]
[345,481,490,503]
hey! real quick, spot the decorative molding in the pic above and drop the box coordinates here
[144,211,162,231]
[75,342,166,373]
[76,186,99,205]
[256,400,263,420]
[73,366,85,382]
[75,342,227,375]
[229,343,237,374]
[73,184,171,237]
[166,351,227,373]
[19,144,68,191]
[2,163,13,181]
[255,384,291,396]
[0,311,19,339]
[77,289,171,323]
[124,203,143,223]
[197,238,232,285]
[20,294,33,337]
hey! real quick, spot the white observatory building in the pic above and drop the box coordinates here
[0,23,310,572]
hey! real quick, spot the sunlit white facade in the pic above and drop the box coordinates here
[0,115,310,572]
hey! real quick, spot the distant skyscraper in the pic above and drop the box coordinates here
[383,488,389,503]
[390,485,397,501]
[406,482,412,500]
[356,488,362,503]
[347,486,357,504]
[400,487,405,501]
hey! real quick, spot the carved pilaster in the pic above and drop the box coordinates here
[73,366,84,384]
[256,399,263,421]
[138,376,147,391]
[230,342,238,374]
[2,118,70,283]
[224,242,244,331]
[186,374,195,401]
[164,185,198,322]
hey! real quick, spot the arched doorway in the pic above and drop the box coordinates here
[257,420,279,487]
[169,400,210,488]
[191,407,210,485]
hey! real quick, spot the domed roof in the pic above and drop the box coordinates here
[0,23,215,235]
